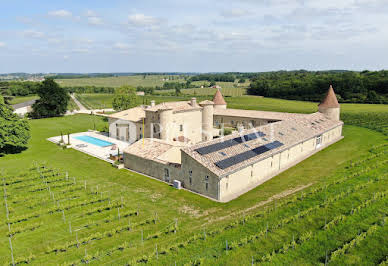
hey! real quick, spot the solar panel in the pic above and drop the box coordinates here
[195,131,265,155]
[214,141,284,170]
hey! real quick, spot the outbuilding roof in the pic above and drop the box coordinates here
[182,112,343,177]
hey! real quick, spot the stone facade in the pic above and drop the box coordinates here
[122,86,344,202]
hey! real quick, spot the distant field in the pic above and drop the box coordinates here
[56,75,187,88]
[55,75,249,96]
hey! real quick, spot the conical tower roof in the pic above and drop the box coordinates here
[319,85,340,108]
[212,89,226,105]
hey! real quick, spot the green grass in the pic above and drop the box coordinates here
[67,98,79,112]
[1,93,387,265]
[9,95,39,105]
[74,93,388,115]
[0,112,387,264]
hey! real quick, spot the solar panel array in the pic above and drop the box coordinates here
[214,141,284,170]
[195,132,265,155]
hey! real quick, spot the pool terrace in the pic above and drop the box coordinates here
[47,131,130,163]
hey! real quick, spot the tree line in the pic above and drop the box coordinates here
[248,70,388,104]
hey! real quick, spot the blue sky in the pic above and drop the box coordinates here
[1,0,387,73]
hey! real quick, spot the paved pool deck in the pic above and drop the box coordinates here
[47,131,130,163]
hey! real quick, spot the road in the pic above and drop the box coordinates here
[70,93,87,111]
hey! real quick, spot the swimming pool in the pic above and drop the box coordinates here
[74,135,114,147]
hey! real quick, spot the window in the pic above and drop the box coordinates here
[180,125,183,132]
[189,170,192,185]
[271,161,273,168]
[226,182,228,190]
[164,168,169,181]
[189,177,192,185]
[316,135,322,147]
[205,182,208,191]
[205,175,209,181]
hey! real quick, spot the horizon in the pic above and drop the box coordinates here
[1,0,388,73]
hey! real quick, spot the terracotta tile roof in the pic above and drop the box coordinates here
[319,85,340,108]
[108,106,145,122]
[213,108,309,121]
[182,112,343,177]
[213,89,227,105]
[199,100,214,105]
[146,101,201,112]
[124,138,185,164]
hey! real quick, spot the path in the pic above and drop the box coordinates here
[70,93,87,111]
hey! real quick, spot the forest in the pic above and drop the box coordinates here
[248,70,388,104]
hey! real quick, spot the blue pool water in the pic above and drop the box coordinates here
[74,135,114,147]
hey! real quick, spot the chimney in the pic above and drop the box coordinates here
[150,100,155,107]
[191,97,197,106]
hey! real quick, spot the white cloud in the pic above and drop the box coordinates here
[88,16,103,25]
[85,10,97,17]
[23,30,45,39]
[63,55,69,60]
[0,42,6,47]
[128,14,162,26]
[48,9,72,18]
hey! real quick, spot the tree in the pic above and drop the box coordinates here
[29,78,70,118]
[112,86,137,111]
[0,96,30,155]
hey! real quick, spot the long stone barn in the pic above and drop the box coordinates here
[123,86,343,202]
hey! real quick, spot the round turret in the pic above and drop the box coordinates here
[212,89,227,109]
[318,85,340,121]
[159,108,173,141]
[199,100,214,141]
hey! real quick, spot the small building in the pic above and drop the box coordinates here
[122,86,344,202]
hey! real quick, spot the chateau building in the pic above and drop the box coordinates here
[110,86,344,202]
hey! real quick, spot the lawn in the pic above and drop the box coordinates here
[9,95,39,105]
[0,104,387,265]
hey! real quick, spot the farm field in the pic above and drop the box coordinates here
[55,75,187,88]
[1,97,388,264]
[55,75,248,96]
